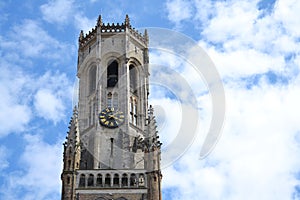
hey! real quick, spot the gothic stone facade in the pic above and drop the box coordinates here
[61,15,162,200]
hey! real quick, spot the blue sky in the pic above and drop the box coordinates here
[1,0,300,199]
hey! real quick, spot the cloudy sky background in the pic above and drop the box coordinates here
[1,0,300,199]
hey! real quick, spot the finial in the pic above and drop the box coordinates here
[79,30,84,41]
[73,106,78,116]
[144,29,149,41]
[149,105,154,116]
[97,15,103,26]
[125,14,130,27]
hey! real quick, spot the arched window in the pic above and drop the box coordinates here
[121,174,128,187]
[89,65,97,94]
[129,64,137,91]
[130,174,137,187]
[113,174,119,187]
[67,160,71,169]
[67,176,71,184]
[88,174,94,186]
[107,60,118,87]
[96,174,102,186]
[79,174,86,187]
[138,174,145,187]
[105,174,111,187]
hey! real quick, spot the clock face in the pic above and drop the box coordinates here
[99,107,125,128]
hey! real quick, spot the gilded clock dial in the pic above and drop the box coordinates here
[99,107,125,128]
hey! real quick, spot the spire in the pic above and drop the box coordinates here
[61,106,81,200]
[79,30,84,42]
[64,106,80,147]
[144,29,149,42]
[149,105,154,117]
[97,15,103,26]
[125,14,130,27]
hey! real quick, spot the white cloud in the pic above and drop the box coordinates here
[33,71,73,123]
[73,14,97,33]
[204,45,285,78]
[201,1,258,44]
[165,0,193,27]
[0,134,63,200]
[164,0,300,80]
[40,0,96,33]
[0,63,72,136]
[274,0,300,38]
[40,0,76,24]
[1,20,74,62]
[161,78,300,199]
[34,89,65,123]
[0,66,32,137]
[163,1,300,199]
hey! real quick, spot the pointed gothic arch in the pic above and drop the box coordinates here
[79,174,86,187]
[129,64,137,91]
[104,174,111,187]
[96,174,102,187]
[113,174,119,187]
[88,174,94,186]
[89,65,97,94]
[107,60,118,87]
[121,173,128,187]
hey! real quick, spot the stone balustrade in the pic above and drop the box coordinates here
[76,169,147,189]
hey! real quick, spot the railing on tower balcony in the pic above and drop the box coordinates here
[76,169,147,189]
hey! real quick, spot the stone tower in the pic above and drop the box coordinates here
[61,15,162,200]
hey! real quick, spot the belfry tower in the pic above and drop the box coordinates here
[61,15,162,200]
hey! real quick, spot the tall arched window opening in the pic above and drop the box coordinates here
[105,174,111,187]
[79,174,86,187]
[138,174,145,187]
[88,174,94,186]
[113,174,119,187]
[89,65,97,94]
[67,176,71,184]
[129,65,137,91]
[121,174,128,187]
[96,174,102,187]
[107,60,118,87]
[130,174,137,187]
